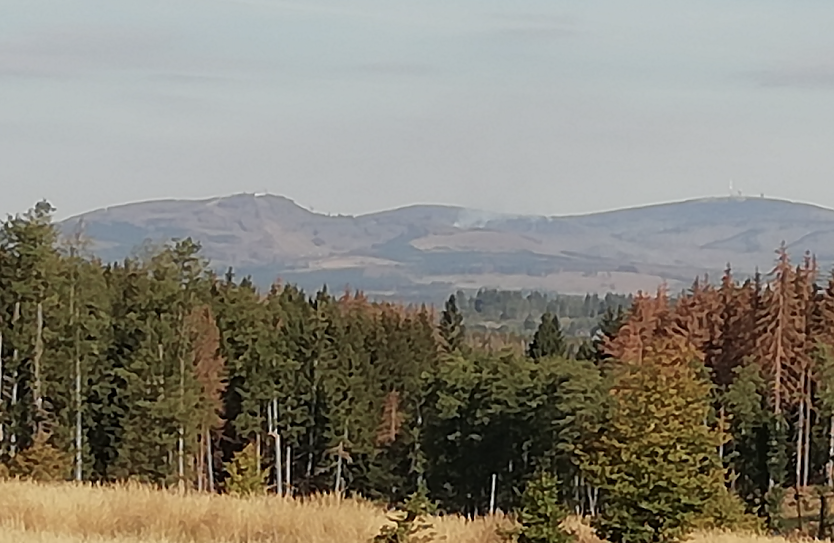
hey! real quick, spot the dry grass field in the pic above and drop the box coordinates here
[0,479,809,543]
[0,479,506,543]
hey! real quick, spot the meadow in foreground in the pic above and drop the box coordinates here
[0,479,797,543]
[0,479,505,543]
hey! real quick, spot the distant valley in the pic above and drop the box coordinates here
[60,193,834,302]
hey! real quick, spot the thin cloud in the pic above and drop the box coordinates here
[351,62,438,77]
[483,13,578,42]
[220,0,470,31]
[751,63,834,90]
[145,73,241,85]
[747,50,834,90]
[0,26,173,78]
[0,25,267,80]
[491,26,577,41]
[488,12,575,27]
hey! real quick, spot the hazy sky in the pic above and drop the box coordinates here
[3,0,834,220]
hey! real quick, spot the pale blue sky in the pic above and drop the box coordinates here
[3,0,834,219]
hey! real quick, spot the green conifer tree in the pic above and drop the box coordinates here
[439,295,465,354]
[0,201,61,456]
[591,306,625,364]
[527,313,566,360]
[224,442,267,496]
[372,484,437,543]
[514,470,573,543]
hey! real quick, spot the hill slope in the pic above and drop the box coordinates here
[61,194,834,299]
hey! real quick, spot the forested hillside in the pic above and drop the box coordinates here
[7,201,834,541]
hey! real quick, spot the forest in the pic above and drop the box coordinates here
[4,201,834,542]
[455,288,632,337]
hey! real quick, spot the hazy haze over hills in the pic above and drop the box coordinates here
[61,193,834,300]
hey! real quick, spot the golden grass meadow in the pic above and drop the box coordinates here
[0,479,810,543]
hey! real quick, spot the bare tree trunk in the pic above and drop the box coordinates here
[574,475,581,515]
[803,372,812,488]
[286,445,292,497]
[33,302,44,437]
[177,427,185,492]
[797,487,804,533]
[334,445,343,495]
[272,398,282,496]
[275,433,282,497]
[334,427,348,496]
[196,438,204,492]
[206,428,215,493]
[266,401,273,491]
[719,406,725,461]
[178,346,185,492]
[796,372,806,532]
[9,303,19,456]
[75,365,82,481]
[256,432,262,476]
[828,414,834,488]
[798,387,806,489]
[586,484,598,517]
[72,281,83,482]
[731,467,737,492]
[306,431,314,489]
[489,473,497,515]
[9,375,17,457]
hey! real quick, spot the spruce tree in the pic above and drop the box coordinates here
[372,485,437,543]
[185,304,226,491]
[723,364,771,515]
[48,245,111,482]
[513,470,572,543]
[224,442,267,496]
[0,201,61,456]
[590,306,625,364]
[527,313,566,360]
[815,273,834,490]
[753,246,805,492]
[439,294,464,353]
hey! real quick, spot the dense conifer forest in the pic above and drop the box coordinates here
[455,289,632,337]
[7,201,834,541]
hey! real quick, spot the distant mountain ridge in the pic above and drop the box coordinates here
[60,193,834,301]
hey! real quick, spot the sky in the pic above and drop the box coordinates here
[3,0,834,220]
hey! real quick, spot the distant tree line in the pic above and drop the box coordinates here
[456,288,632,322]
[455,288,632,338]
